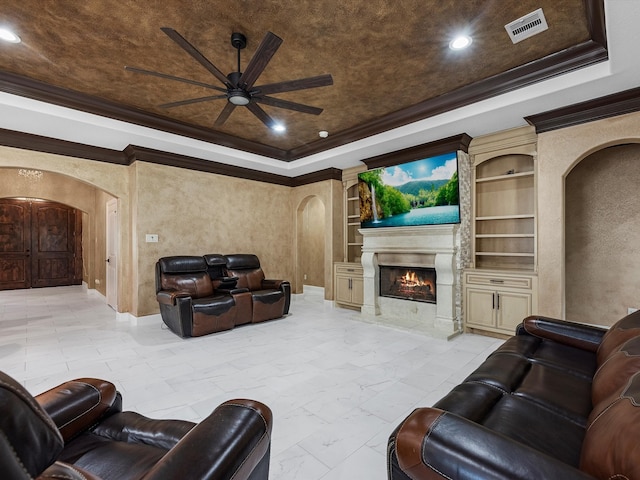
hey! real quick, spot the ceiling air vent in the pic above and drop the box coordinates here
[505,8,549,44]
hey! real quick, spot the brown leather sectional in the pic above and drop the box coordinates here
[155,254,290,337]
[388,310,640,480]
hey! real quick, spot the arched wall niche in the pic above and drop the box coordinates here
[537,110,640,321]
[296,195,326,291]
[564,143,640,326]
[292,179,343,300]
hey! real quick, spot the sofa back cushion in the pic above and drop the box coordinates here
[225,254,265,291]
[161,271,213,298]
[580,372,640,479]
[592,336,640,406]
[0,371,63,477]
[596,310,640,365]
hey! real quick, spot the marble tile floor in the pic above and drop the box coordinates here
[0,285,503,480]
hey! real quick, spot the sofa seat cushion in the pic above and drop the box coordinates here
[59,432,168,480]
[513,363,592,426]
[483,395,585,467]
[496,335,597,379]
[251,289,284,305]
[191,295,235,317]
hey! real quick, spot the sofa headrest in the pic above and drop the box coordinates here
[225,254,261,271]
[580,371,640,479]
[0,371,63,477]
[159,256,206,274]
[203,254,226,267]
[596,310,640,365]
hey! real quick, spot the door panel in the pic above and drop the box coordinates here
[31,202,81,288]
[0,199,31,289]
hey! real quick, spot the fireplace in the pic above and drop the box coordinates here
[359,225,462,339]
[379,266,436,303]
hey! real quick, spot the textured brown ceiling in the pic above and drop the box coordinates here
[0,0,599,158]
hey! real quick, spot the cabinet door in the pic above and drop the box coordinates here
[351,276,364,305]
[466,288,496,328]
[335,276,353,304]
[496,291,531,331]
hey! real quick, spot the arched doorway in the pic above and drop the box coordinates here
[0,198,82,290]
[296,195,326,293]
[565,143,640,325]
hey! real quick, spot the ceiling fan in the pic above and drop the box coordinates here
[125,28,333,130]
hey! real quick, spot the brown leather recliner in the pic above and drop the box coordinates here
[0,371,272,480]
[223,254,291,323]
[155,256,237,337]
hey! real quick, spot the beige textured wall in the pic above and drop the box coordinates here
[132,161,295,315]
[565,144,640,325]
[537,111,640,322]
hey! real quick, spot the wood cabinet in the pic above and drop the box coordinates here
[464,271,536,335]
[334,262,363,309]
[465,126,538,336]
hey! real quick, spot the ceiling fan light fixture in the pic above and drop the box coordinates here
[228,90,251,106]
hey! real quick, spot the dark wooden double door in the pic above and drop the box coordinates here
[0,199,82,290]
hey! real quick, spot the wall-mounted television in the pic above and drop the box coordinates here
[358,151,460,228]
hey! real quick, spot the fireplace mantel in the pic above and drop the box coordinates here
[359,224,461,338]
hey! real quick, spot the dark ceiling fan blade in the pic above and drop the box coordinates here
[159,95,227,109]
[246,102,277,129]
[214,102,236,126]
[124,66,227,93]
[237,32,283,90]
[253,74,333,95]
[160,27,231,87]
[253,96,323,115]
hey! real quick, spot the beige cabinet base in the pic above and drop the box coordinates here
[464,270,537,336]
[334,262,364,309]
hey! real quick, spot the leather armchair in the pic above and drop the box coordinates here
[224,254,291,323]
[0,370,272,480]
[155,256,237,337]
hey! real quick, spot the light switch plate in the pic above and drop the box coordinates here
[145,234,158,243]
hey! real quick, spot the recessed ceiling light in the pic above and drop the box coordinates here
[318,130,329,138]
[0,28,21,44]
[449,35,472,50]
[272,123,286,133]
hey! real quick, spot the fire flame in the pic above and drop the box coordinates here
[401,270,426,287]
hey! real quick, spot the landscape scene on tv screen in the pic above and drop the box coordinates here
[358,152,460,228]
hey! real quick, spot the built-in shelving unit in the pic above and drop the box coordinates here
[335,166,365,309]
[465,126,538,336]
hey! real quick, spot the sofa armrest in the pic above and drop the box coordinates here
[141,399,272,480]
[521,315,607,352]
[156,290,191,306]
[36,378,119,442]
[263,280,291,314]
[394,408,596,480]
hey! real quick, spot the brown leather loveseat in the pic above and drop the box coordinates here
[388,310,640,480]
[155,254,290,338]
[0,371,272,480]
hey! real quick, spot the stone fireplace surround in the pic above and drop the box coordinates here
[360,224,461,339]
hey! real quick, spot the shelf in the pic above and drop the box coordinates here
[476,171,533,183]
[476,234,534,238]
[347,214,360,219]
[476,252,534,257]
[347,222,360,227]
[347,242,363,247]
[347,196,359,201]
[476,214,534,221]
